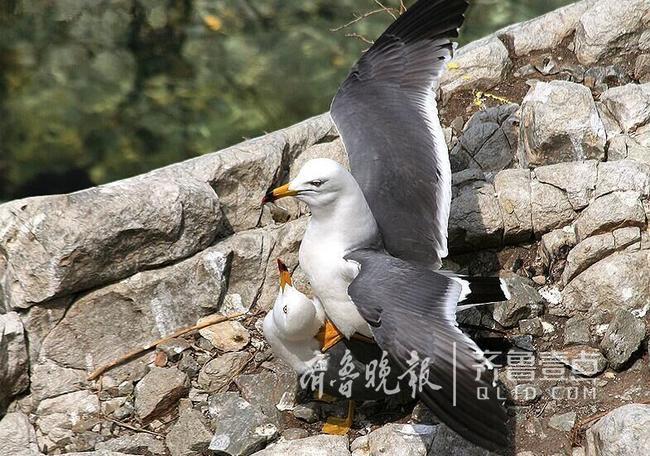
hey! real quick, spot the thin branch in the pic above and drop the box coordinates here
[373,0,397,19]
[106,417,164,437]
[87,312,247,381]
[330,8,388,32]
[346,32,375,46]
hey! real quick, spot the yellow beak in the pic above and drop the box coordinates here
[277,259,293,290]
[263,183,298,204]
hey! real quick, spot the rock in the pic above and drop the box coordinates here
[0,170,223,310]
[530,181,577,236]
[499,2,588,57]
[586,404,650,455]
[562,228,641,284]
[364,423,436,456]
[583,65,633,94]
[35,390,101,452]
[495,169,533,243]
[199,320,250,352]
[540,227,577,267]
[519,318,544,336]
[198,352,250,392]
[575,0,650,65]
[0,312,29,410]
[38,246,230,383]
[280,428,309,441]
[574,191,645,241]
[235,368,297,428]
[534,161,598,211]
[600,309,646,370]
[207,392,278,456]
[165,408,213,456]
[600,83,650,133]
[96,433,166,455]
[561,251,650,317]
[449,182,503,252]
[511,384,542,405]
[518,81,605,166]
[19,297,70,363]
[548,411,577,432]
[134,367,189,423]
[0,412,42,456]
[493,277,543,328]
[30,360,87,402]
[251,434,350,456]
[595,160,650,198]
[512,334,535,352]
[555,346,607,377]
[427,424,496,455]
[292,404,320,424]
[635,54,650,83]
[291,138,348,178]
[157,338,191,362]
[452,105,518,172]
[564,316,591,346]
[440,35,511,102]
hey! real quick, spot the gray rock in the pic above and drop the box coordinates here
[165,408,213,456]
[574,0,650,65]
[427,424,497,455]
[0,312,29,410]
[574,191,645,241]
[540,227,577,268]
[555,346,607,377]
[96,433,166,455]
[595,160,650,198]
[564,317,592,346]
[452,169,485,187]
[493,277,543,328]
[499,2,588,57]
[207,392,278,456]
[35,390,101,452]
[600,83,650,133]
[157,338,191,362]
[600,309,646,370]
[30,360,87,403]
[440,35,511,102]
[534,161,598,211]
[562,228,641,284]
[586,403,650,455]
[635,54,650,83]
[251,434,350,456]
[519,318,544,336]
[0,170,223,310]
[453,105,518,172]
[518,81,605,166]
[198,352,250,393]
[0,412,42,456]
[280,428,310,441]
[495,169,533,243]
[548,411,576,432]
[366,423,436,456]
[530,181,577,236]
[19,297,70,363]
[449,182,503,252]
[63,451,135,456]
[561,251,650,317]
[235,368,297,428]
[292,404,320,424]
[199,320,250,352]
[134,367,189,423]
[38,246,230,383]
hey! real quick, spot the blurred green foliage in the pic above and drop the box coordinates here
[0,0,572,200]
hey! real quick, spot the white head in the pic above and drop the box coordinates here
[263,158,360,212]
[267,260,323,342]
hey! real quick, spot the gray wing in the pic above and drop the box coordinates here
[346,249,509,451]
[331,0,468,269]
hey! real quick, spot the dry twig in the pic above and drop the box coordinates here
[106,417,164,437]
[87,311,246,381]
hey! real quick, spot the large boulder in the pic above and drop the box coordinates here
[599,83,650,133]
[518,81,606,166]
[449,182,503,251]
[534,161,598,211]
[574,191,646,241]
[575,0,650,65]
[0,170,223,310]
[495,169,533,243]
[0,312,29,410]
[0,412,42,456]
[586,404,650,455]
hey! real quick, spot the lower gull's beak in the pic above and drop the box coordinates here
[277,259,293,290]
[263,183,298,204]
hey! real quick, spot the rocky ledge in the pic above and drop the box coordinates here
[1,1,650,455]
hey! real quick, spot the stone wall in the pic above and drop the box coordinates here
[1,1,649,455]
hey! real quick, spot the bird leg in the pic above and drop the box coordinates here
[322,400,355,435]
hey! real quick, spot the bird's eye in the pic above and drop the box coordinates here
[309,180,323,188]
[282,305,288,314]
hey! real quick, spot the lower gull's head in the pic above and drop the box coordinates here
[267,259,322,341]
[262,158,360,212]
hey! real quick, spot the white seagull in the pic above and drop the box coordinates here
[264,0,510,451]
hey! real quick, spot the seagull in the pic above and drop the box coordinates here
[263,0,510,451]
